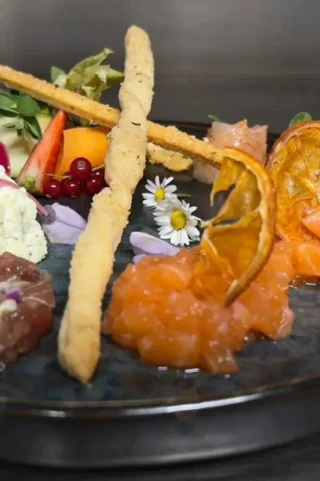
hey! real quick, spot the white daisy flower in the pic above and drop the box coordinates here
[142,176,178,208]
[154,199,201,247]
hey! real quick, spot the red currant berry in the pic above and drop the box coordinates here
[70,157,92,182]
[62,178,82,198]
[92,168,105,179]
[85,177,104,196]
[44,179,63,199]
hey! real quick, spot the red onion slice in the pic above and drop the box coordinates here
[0,142,10,176]
[3,286,22,303]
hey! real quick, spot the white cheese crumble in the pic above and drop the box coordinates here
[0,299,17,315]
[0,166,47,263]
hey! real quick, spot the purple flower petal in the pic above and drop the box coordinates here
[133,254,147,263]
[130,232,180,258]
[41,203,87,245]
[50,203,87,229]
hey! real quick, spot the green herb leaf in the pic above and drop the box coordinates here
[0,108,19,118]
[0,93,18,114]
[15,117,24,130]
[16,95,41,117]
[65,48,124,102]
[3,121,18,128]
[17,127,25,138]
[24,116,43,140]
[36,99,54,116]
[51,66,67,83]
[289,112,312,127]
[51,66,67,88]
[0,89,16,100]
[208,114,223,123]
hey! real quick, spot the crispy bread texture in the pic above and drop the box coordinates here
[147,143,192,172]
[58,25,154,383]
[0,69,221,167]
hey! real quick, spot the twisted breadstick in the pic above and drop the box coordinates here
[58,25,154,383]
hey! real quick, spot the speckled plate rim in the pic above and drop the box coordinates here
[1,372,320,417]
[1,122,315,418]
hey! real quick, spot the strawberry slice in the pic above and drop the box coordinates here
[17,110,67,194]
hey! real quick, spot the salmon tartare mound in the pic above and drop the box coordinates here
[103,241,297,374]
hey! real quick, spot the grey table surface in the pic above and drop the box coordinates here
[0,434,319,480]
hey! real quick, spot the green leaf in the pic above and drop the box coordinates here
[0,93,18,114]
[15,117,24,130]
[64,48,123,102]
[0,89,16,100]
[3,121,17,128]
[16,95,41,117]
[24,116,43,140]
[17,127,25,138]
[0,108,19,118]
[289,112,312,127]
[51,66,67,88]
[208,114,223,123]
[51,66,67,83]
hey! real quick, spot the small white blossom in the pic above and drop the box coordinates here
[154,199,201,247]
[142,176,177,208]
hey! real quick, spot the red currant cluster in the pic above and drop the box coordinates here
[44,158,105,199]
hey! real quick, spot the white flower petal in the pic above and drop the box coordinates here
[154,215,170,223]
[156,219,171,227]
[163,176,174,186]
[159,225,173,236]
[146,179,157,189]
[181,229,190,246]
[189,206,198,213]
[165,186,178,194]
[143,200,158,208]
[159,231,173,240]
[187,226,200,237]
[155,176,160,187]
[171,230,179,245]
[145,185,156,194]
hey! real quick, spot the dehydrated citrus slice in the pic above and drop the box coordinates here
[267,121,320,243]
[193,147,276,306]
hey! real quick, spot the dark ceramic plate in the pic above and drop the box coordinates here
[0,122,320,469]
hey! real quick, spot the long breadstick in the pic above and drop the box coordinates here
[58,25,154,383]
[0,66,222,166]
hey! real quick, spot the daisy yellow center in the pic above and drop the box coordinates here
[171,210,187,230]
[155,188,165,201]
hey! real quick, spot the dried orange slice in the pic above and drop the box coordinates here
[267,121,320,243]
[193,147,276,306]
